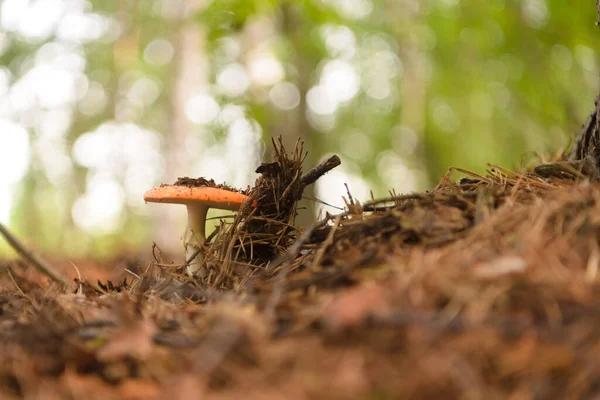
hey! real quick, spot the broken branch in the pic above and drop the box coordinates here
[299,155,341,190]
[0,223,68,286]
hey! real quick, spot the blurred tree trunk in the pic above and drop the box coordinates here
[57,0,134,255]
[389,0,429,185]
[157,0,208,256]
[567,2,600,165]
[281,2,317,228]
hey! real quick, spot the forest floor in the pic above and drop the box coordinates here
[1,141,600,399]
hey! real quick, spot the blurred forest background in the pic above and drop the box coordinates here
[0,0,597,259]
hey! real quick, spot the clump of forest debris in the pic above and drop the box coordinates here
[172,177,248,194]
[160,137,341,290]
[3,138,600,399]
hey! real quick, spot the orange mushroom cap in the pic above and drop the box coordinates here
[144,185,253,211]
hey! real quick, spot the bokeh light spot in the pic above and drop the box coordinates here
[269,82,300,111]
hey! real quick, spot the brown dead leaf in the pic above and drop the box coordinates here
[321,283,391,332]
[162,374,206,400]
[499,335,575,376]
[62,368,119,400]
[96,318,157,362]
[118,379,161,400]
[328,351,369,398]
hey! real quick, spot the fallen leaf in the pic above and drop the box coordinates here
[118,379,161,400]
[321,283,391,332]
[162,374,206,400]
[97,318,157,362]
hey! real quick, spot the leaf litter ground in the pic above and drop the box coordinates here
[1,141,600,399]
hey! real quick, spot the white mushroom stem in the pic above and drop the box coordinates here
[183,203,209,276]
[144,184,252,278]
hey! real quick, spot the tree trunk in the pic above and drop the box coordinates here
[569,2,600,164]
[280,2,317,228]
[156,0,207,255]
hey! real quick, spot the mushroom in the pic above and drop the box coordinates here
[144,184,252,276]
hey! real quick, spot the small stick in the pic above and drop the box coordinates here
[344,183,354,206]
[263,215,335,322]
[70,261,83,294]
[301,196,344,211]
[0,223,68,286]
[6,268,25,297]
[310,215,341,269]
[299,155,341,189]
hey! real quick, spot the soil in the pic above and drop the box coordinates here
[3,139,600,399]
[172,177,247,194]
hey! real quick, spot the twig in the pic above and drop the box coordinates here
[264,215,333,273]
[6,268,25,297]
[299,155,341,189]
[302,196,344,210]
[344,183,354,205]
[0,223,68,286]
[185,247,203,265]
[361,193,424,211]
[263,215,334,322]
[152,242,172,265]
[310,215,341,269]
[69,261,83,295]
[124,268,141,281]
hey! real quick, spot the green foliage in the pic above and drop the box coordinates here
[1,0,598,257]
